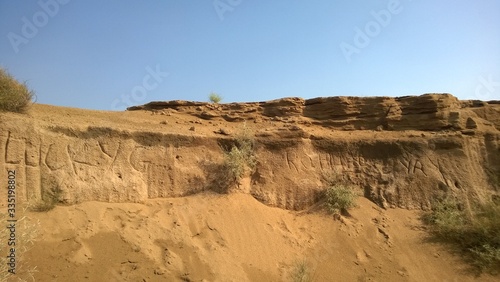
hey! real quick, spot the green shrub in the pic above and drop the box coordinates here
[422,197,466,237]
[325,184,357,215]
[0,68,34,113]
[423,197,500,274]
[209,92,222,103]
[220,123,256,190]
[224,146,246,181]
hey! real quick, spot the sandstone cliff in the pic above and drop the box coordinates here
[1,93,499,210]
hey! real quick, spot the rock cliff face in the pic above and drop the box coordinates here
[1,94,499,210]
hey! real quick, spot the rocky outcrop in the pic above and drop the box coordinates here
[1,94,499,211]
[128,93,500,131]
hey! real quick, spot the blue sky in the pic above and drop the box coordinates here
[1,0,499,110]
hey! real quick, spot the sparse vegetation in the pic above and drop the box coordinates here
[289,260,311,282]
[0,68,34,113]
[224,146,247,181]
[325,184,358,216]
[423,196,500,274]
[219,123,256,191]
[209,92,222,103]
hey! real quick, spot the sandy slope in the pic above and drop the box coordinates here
[21,193,496,281]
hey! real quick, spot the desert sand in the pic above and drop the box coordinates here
[23,194,496,281]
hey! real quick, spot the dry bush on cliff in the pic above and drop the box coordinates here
[325,184,358,216]
[0,68,34,113]
[223,146,247,182]
[218,123,256,192]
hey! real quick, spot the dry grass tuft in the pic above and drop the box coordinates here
[0,68,35,113]
[0,207,40,281]
[289,260,312,282]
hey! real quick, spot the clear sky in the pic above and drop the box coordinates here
[1,0,499,110]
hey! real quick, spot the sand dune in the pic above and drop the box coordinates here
[22,194,496,281]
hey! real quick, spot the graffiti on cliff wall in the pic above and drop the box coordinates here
[0,131,209,204]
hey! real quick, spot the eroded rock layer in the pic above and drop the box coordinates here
[1,94,499,210]
[128,93,500,131]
